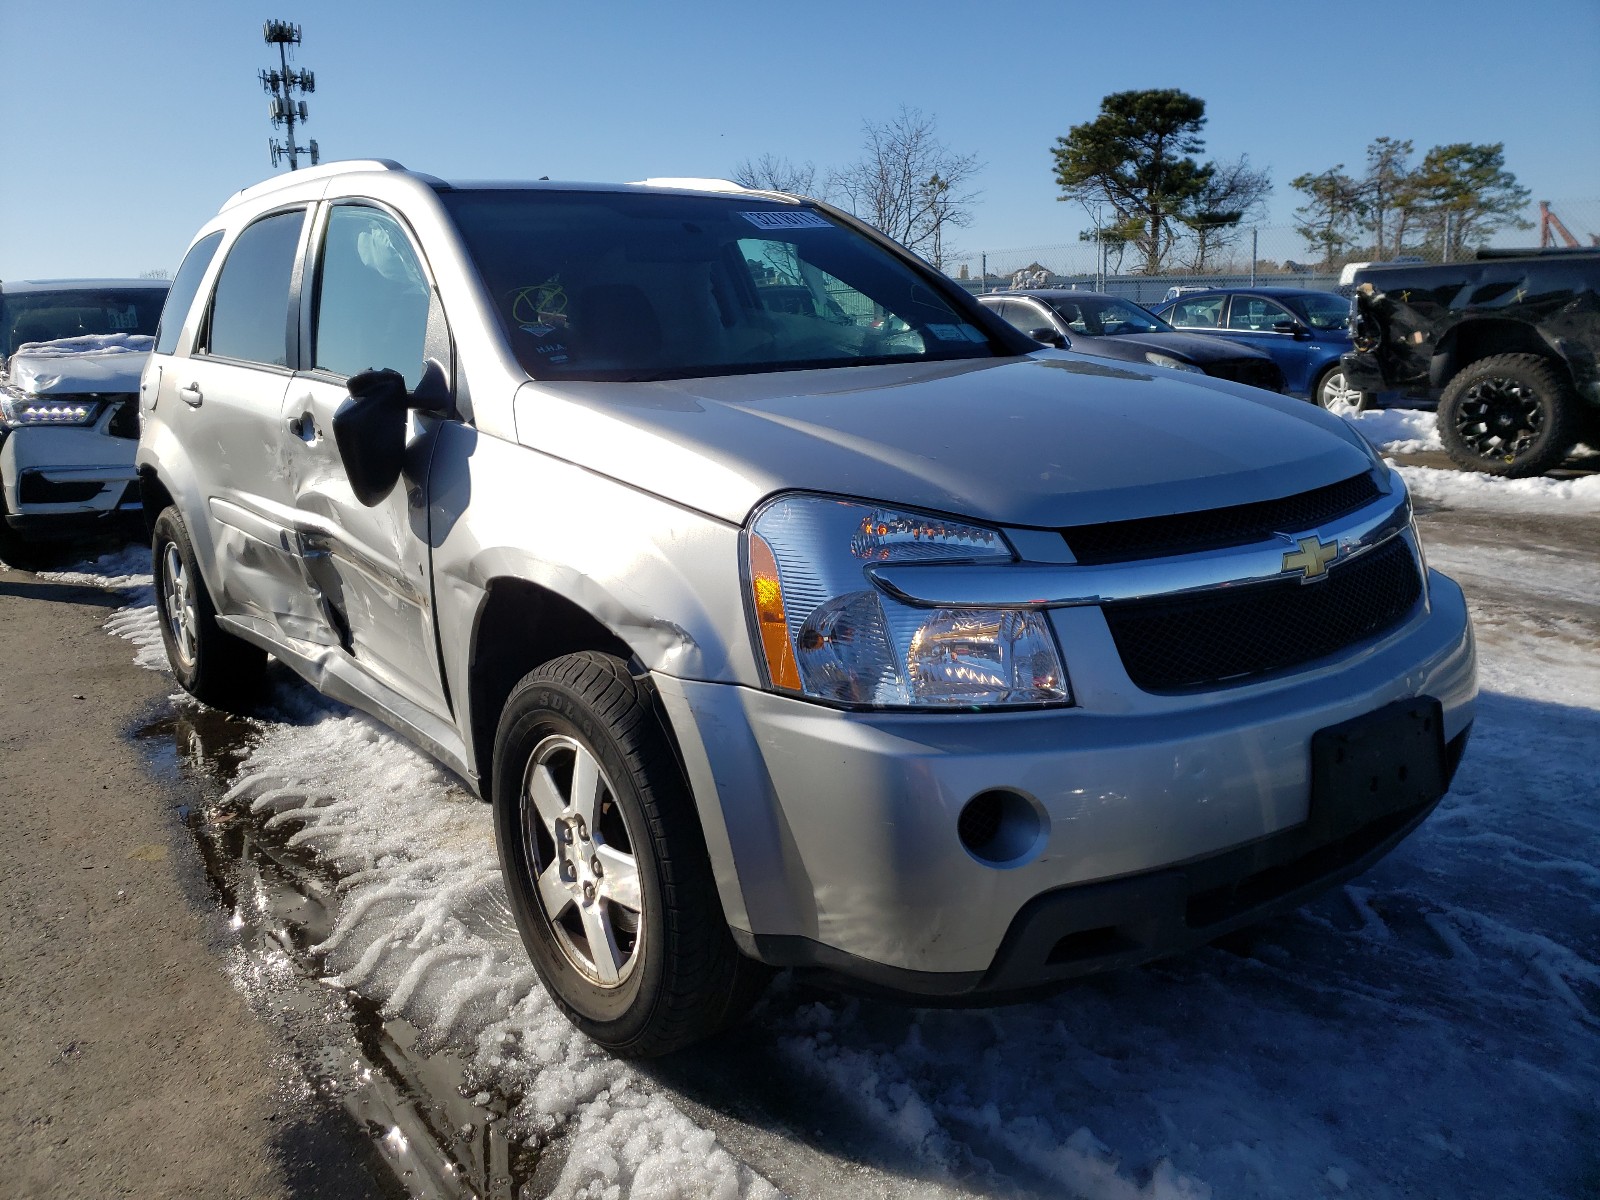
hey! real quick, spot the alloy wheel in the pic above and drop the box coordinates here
[1453,375,1544,462]
[161,543,198,668]
[520,734,643,986]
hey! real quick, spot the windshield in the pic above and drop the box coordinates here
[1,287,168,357]
[1044,295,1173,336]
[1285,291,1352,331]
[442,190,1002,381]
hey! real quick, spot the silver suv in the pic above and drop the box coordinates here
[139,161,1477,1056]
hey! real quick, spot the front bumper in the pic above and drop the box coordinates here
[0,423,140,536]
[655,568,1476,995]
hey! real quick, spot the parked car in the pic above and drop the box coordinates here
[0,279,169,558]
[1153,288,1362,410]
[140,161,1476,1056]
[978,289,1284,392]
[1344,250,1600,477]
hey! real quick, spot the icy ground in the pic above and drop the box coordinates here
[36,458,1600,1200]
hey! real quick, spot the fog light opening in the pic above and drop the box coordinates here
[958,789,1046,867]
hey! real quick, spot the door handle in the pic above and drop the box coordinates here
[178,383,203,407]
[286,412,321,441]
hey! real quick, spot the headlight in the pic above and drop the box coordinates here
[1143,352,1203,374]
[0,392,104,429]
[744,493,1071,709]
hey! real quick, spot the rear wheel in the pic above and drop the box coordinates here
[1313,365,1370,415]
[1438,353,1579,478]
[152,508,266,708]
[492,651,769,1057]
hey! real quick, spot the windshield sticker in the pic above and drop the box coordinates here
[739,210,833,231]
[510,277,569,336]
[961,324,988,343]
[925,323,968,342]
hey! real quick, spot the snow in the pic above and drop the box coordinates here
[45,492,1600,1198]
[1394,464,1600,514]
[11,332,155,357]
[1342,407,1442,453]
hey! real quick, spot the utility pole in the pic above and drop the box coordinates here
[261,20,319,170]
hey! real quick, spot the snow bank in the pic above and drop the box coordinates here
[1397,464,1600,513]
[1342,407,1441,452]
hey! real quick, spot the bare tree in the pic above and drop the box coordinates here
[1176,155,1272,271]
[829,106,981,264]
[731,154,818,196]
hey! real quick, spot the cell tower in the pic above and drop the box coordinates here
[260,20,319,170]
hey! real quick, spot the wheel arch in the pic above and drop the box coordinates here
[466,576,649,799]
[1431,319,1567,390]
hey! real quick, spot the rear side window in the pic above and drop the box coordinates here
[1167,296,1224,328]
[155,232,224,355]
[207,210,304,366]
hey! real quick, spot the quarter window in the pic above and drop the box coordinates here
[155,232,224,356]
[207,210,304,366]
[313,206,431,388]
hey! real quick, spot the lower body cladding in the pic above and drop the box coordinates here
[655,569,1476,1000]
[0,425,140,537]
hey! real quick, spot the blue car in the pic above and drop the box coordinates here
[1153,288,1364,410]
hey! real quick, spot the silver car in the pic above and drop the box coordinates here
[139,162,1476,1056]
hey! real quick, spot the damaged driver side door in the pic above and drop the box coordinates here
[280,200,450,719]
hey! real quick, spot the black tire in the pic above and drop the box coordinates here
[0,486,39,570]
[1438,353,1580,478]
[1312,364,1370,414]
[492,651,769,1058]
[151,507,267,708]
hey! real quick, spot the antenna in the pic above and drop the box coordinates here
[260,20,320,170]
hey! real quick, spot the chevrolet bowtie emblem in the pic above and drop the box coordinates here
[1282,534,1339,580]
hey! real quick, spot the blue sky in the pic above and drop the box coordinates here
[3,0,1597,279]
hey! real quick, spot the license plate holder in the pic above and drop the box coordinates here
[1310,698,1447,840]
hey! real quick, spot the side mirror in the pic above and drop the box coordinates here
[332,358,455,507]
[1028,326,1067,348]
[1274,320,1311,339]
[332,368,408,507]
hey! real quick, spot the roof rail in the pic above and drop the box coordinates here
[630,177,750,194]
[221,159,408,211]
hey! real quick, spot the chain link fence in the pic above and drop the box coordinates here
[941,198,1600,305]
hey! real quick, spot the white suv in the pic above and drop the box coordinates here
[0,279,168,558]
[139,161,1476,1056]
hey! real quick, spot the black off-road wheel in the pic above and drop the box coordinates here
[151,507,267,708]
[492,651,770,1058]
[1438,353,1580,478]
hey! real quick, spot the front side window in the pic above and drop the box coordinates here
[1166,296,1224,328]
[313,206,431,388]
[1227,296,1295,333]
[442,190,1004,381]
[207,209,304,367]
[155,232,224,355]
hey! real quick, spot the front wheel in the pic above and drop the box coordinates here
[1437,353,1579,478]
[492,652,769,1057]
[152,507,266,708]
[1313,365,1370,415]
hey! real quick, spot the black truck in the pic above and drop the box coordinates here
[1342,249,1600,476]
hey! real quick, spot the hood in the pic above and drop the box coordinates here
[514,353,1375,528]
[4,334,153,395]
[1102,331,1275,364]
